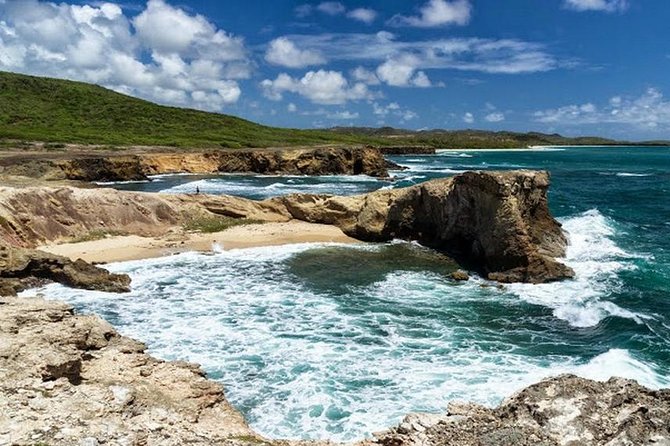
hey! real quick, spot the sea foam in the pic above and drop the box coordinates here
[506,209,649,328]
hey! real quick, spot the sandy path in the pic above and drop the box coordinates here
[38,221,359,263]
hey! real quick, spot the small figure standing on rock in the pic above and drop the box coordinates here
[196,186,200,195]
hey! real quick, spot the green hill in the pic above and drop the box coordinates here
[1,71,665,150]
[0,71,377,148]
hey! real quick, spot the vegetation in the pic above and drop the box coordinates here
[1,70,666,150]
[70,229,128,243]
[183,216,263,233]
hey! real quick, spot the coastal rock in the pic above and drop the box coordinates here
[450,270,470,281]
[0,296,256,446]
[0,245,130,295]
[1,146,391,182]
[370,374,670,446]
[0,170,572,284]
[279,170,574,283]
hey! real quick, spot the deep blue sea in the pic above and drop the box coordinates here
[32,146,670,441]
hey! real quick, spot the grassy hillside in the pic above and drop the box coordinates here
[0,71,378,148]
[2,71,665,150]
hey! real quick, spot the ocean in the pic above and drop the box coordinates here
[31,146,670,441]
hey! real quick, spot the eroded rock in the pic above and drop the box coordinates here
[0,245,130,295]
[370,375,670,446]
[0,296,256,446]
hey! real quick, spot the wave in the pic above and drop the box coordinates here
[616,172,652,177]
[506,209,650,328]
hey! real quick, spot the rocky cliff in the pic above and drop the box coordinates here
[278,170,573,283]
[0,170,572,285]
[0,146,391,182]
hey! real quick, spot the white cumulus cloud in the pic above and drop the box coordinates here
[485,112,505,122]
[0,0,249,110]
[265,37,325,68]
[388,0,471,27]
[463,112,475,124]
[261,70,373,105]
[376,54,432,87]
[534,88,670,130]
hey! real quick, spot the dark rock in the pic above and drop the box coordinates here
[0,245,131,295]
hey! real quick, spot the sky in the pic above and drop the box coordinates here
[0,0,669,139]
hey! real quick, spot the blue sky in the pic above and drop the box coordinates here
[1,0,669,139]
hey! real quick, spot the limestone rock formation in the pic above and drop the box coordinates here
[370,374,670,446]
[278,171,574,283]
[0,296,256,446]
[0,245,130,295]
[0,146,392,182]
[0,170,573,283]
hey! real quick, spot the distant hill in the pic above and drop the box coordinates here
[1,71,666,150]
[328,127,669,150]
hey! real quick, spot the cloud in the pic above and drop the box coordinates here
[463,112,474,124]
[388,0,471,28]
[347,8,377,24]
[350,66,380,85]
[534,88,670,129]
[0,0,248,110]
[297,3,377,24]
[485,112,505,122]
[280,33,557,75]
[317,2,345,16]
[287,103,297,112]
[376,54,432,87]
[563,0,628,12]
[373,102,418,122]
[261,70,374,105]
[265,37,325,68]
[327,110,359,120]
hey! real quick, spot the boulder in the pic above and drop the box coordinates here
[0,245,130,295]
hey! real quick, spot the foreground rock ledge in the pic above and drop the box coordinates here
[2,296,668,446]
[0,170,573,285]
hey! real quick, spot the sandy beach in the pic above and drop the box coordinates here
[38,221,359,263]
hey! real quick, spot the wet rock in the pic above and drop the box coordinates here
[450,270,470,281]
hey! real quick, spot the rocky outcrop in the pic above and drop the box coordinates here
[0,170,572,283]
[278,171,574,283]
[0,146,391,182]
[371,374,670,446]
[0,296,256,446]
[0,245,130,295]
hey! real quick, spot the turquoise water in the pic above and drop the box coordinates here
[35,146,670,441]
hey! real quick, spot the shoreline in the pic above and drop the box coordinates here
[38,221,359,264]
